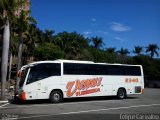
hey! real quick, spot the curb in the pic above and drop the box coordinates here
[0,100,8,103]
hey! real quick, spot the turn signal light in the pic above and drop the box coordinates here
[20,92,26,101]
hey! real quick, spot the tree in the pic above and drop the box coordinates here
[133,46,143,56]
[0,0,25,100]
[34,28,45,45]
[106,47,116,63]
[106,47,116,54]
[133,55,160,77]
[146,44,159,58]
[22,23,38,64]
[117,48,130,63]
[15,9,30,91]
[117,48,130,56]
[54,32,89,59]
[89,48,107,62]
[91,36,104,49]
[15,9,37,90]
[44,29,54,43]
[34,43,64,60]
[1,21,10,100]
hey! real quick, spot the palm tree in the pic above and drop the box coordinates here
[105,47,116,63]
[44,29,54,43]
[54,31,89,59]
[91,36,104,49]
[117,48,130,56]
[133,46,143,56]
[146,44,159,58]
[0,0,25,100]
[36,28,45,45]
[117,48,130,63]
[16,9,37,90]
[16,10,28,91]
[23,23,38,61]
[106,47,116,54]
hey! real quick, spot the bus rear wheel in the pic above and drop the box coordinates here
[50,91,63,103]
[117,89,126,99]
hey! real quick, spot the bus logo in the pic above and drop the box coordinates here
[66,77,102,97]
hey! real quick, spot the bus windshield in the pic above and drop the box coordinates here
[19,67,29,88]
[26,63,61,84]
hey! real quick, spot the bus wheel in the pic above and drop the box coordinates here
[117,89,126,99]
[50,91,63,103]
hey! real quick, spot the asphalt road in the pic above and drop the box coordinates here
[0,88,160,120]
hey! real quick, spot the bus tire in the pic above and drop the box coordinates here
[117,88,126,99]
[50,91,63,103]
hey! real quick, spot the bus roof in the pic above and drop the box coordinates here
[22,59,142,68]
[54,59,94,63]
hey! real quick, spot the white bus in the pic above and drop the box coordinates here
[16,59,144,103]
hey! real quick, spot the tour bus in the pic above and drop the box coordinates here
[16,59,144,103]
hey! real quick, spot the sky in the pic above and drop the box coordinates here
[30,0,160,55]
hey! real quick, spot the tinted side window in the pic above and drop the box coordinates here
[63,63,105,75]
[48,63,61,76]
[26,63,61,84]
[63,63,141,76]
[123,66,141,76]
[103,65,124,75]
[64,63,89,75]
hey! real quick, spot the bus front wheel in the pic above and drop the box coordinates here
[50,91,63,103]
[117,88,126,99]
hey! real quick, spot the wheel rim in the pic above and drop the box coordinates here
[118,89,125,99]
[119,92,124,98]
[53,93,60,101]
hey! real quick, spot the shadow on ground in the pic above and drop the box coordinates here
[8,96,138,105]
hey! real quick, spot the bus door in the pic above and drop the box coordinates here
[36,80,48,99]
[25,66,48,99]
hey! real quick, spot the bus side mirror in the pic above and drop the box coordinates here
[16,70,24,77]
[16,71,20,77]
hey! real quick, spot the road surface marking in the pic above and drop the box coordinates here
[0,103,10,108]
[0,100,112,109]
[17,103,160,119]
[0,101,8,103]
